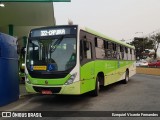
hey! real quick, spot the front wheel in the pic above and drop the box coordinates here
[122,71,129,84]
[90,76,99,97]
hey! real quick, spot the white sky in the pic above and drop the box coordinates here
[54,0,160,43]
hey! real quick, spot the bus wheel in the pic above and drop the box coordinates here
[122,70,129,84]
[90,76,99,97]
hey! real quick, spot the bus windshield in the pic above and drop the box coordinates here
[26,37,77,72]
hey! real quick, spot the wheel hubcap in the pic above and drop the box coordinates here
[98,81,100,91]
[126,75,129,82]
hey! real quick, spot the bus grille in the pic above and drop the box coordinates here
[33,86,61,93]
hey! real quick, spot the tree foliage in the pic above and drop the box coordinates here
[129,37,154,59]
[149,33,160,59]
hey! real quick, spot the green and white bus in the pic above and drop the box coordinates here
[25,25,136,96]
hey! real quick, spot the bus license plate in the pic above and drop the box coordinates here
[42,90,52,94]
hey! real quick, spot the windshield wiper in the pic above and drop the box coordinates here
[50,36,64,53]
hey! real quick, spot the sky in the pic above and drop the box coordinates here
[54,0,160,43]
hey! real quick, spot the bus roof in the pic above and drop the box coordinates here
[83,27,135,49]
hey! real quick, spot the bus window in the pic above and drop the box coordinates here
[127,48,132,60]
[104,41,108,59]
[95,38,105,59]
[104,41,108,49]
[117,45,121,59]
[124,47,128,60]
[132,49,135,60]
[107,42,113,59]
[113,44,117,59]
[112,43,117,51]
[97,38,104,49]
[95,47,105,59]
[125,47,128,53]
[120,46,124,60]
[83,41,92,59]
[130,49,132,54]
[80,40,83,61]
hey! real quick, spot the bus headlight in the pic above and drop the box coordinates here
[22,63,25,67]
[65,73,77,85]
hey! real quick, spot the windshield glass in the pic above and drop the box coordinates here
[26,37,77,72]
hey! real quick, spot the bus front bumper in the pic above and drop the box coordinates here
[25,81,81,95]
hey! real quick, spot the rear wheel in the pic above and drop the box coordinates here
[90,76,100,97]
[122,70,129,84]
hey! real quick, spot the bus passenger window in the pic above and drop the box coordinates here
[113,44,117,59]
[130,49,132,54]
[84,41,92,59]
[107,42,113,59]
[117,45,121,59]
[97,38,104,48]
[104,41,108,49]
[120,46,124,60]
[124,47,128,60]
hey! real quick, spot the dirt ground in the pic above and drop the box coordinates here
[136,67,160,76]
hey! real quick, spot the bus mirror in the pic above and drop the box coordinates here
[17,45,20,54]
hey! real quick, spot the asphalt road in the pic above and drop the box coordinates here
[1,74,160,120]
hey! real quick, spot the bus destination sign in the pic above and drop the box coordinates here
[41,29,66,36]
[31,27,77,37]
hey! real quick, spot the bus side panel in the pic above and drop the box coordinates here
[95,60,117,85]
[60,82,81,95]
[94,60,136,86]
[116,60,136,82]
[80,61,95,94]
[115,60,128,82]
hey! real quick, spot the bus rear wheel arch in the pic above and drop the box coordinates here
[122,69,129,84]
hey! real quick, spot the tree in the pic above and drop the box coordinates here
[149,33,160,59]
[129,37,154,60]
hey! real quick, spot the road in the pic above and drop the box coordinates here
[1,74,160,120]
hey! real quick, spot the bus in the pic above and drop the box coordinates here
[25,25,136,96]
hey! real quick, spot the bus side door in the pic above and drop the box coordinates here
[80,40,95,94]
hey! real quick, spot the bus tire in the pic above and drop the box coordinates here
[90,76,99,97]
[122,70,129,84]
